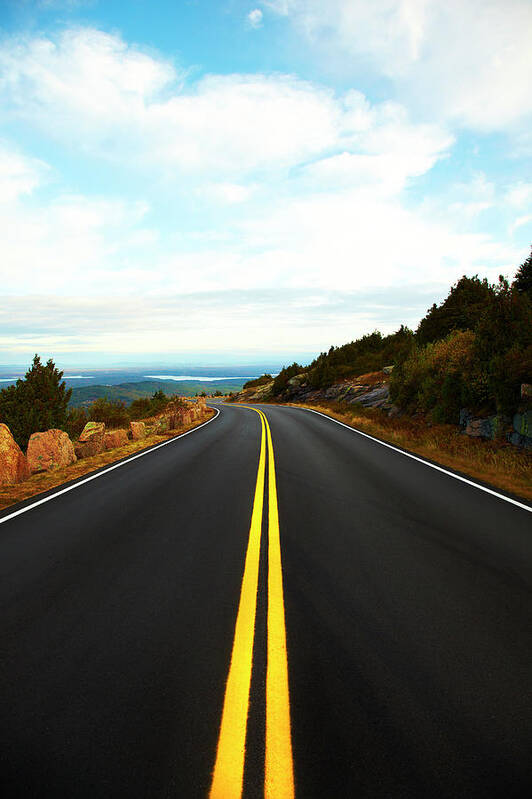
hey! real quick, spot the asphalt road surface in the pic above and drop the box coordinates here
[1,403,531,798]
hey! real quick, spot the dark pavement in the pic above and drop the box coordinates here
[1,402,531,797]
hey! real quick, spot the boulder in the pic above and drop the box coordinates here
[382,365,394,375]
[352,386,390,408]
[465,418,494,438]
[75,421,106,458]
[27,429,76,474]
[508,411,532,448]
[103,429,129,451]
[130,421,146,440]
[0,423,30,486]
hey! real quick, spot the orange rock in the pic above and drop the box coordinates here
[0,423,30,486]
[103,429,129,451]
[130,421,146,440]
[27,429,76,474]
[75,421,106,458]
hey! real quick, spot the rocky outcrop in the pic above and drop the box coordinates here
[458,408,532,449]
[130,421,146,440]
[509,410,532,449]
[103,429,129,450]
[0,423,30,486]
[231,370,397,412]
[75,421,106,458]
[27,429,76,474]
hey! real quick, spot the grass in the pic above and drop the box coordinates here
[286,400,532,502]
[0,409,215,513]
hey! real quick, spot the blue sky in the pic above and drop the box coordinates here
[0,0,531,365]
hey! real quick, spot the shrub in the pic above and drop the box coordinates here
[272,363,304,395]
[391,330,480,422]
[64,406,89,440]
[129,397,152,420]
[88,397,130,429]
[243,374,273,389]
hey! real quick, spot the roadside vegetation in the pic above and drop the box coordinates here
[0,360,189,450]
[288,400,531,502]
[0,406,214,513]
[271,249,532,424]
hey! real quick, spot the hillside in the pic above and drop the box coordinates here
[69,379,246,407]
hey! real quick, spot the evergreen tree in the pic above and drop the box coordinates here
[0,355,72,450]
[513,246,532,298]
[416,275,494,345]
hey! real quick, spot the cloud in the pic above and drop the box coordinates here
[0,28,452,179]
[0,144,49,203]
[247,9,264,28]
[0,27,527,357]
[262,0,532,132]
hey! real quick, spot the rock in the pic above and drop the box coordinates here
[75,421,106,458]
[382,365,394,374]
[507,431,532,449]
[103,429,129,451]
[459,408,472,427]
[130,421,146,440]
[288,374,306,388]
[324,384,345,399]
[513,410,531,437]
[387,405,401,418]
[352,386,390,407]
[0,423,30,486]
[465,418,494,438]
[27,429,76,474]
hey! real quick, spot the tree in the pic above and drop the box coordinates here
[513,246,532,298]
[0,355,72,450]
[416,275,494,345]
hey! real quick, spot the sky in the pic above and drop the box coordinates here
[0,0,531,366]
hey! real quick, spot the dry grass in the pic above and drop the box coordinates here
[287,401,532,502]
[0,409,215,513]
[342,370,386,386]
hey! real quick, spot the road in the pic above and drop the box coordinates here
[1,402,531,798]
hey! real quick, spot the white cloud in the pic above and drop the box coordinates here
[262,0,532,132]
[247,9,264,28]
[505,182,532,209]
[197,182,256,205]
[0,27,526,356]
[0,28,452,179]
[0,144,49,203]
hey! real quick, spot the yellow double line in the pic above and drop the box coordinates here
[210,408,294,799]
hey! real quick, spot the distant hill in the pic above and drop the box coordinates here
[69,379,246,407]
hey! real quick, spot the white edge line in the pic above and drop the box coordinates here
[0,407,221,526]
[244,403,530,514]
[298,407,531,513]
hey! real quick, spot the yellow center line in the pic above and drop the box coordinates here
[260,410,295,799]
[210,406,294,798]
[210,410,266,799]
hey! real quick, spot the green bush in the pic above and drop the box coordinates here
[391,330,480,422]
[64,406,89,440]
[129,397,152,420]
[243,374,272,389]
[88,397,130,429]
[272,363,304,395]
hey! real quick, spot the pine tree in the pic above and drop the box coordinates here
[0,355,72,450]
[513,246,532,298]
